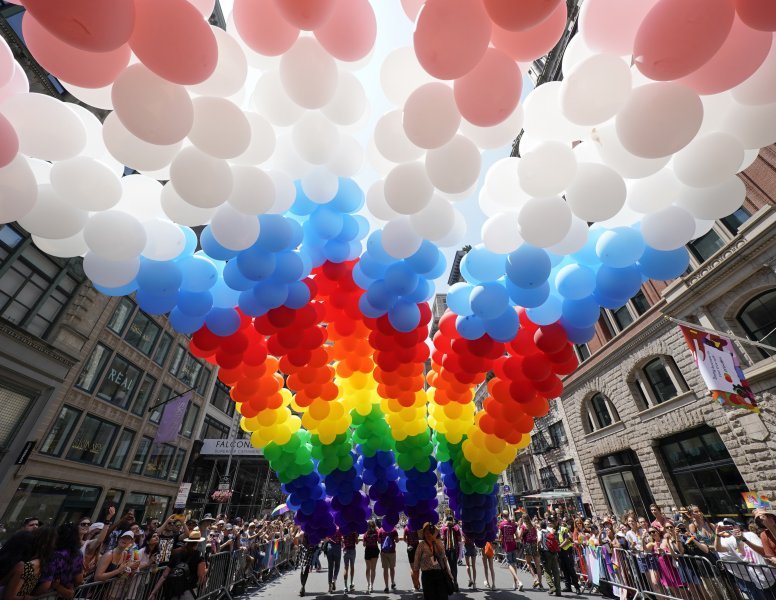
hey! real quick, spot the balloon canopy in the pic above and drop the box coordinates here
[0,0,773,542]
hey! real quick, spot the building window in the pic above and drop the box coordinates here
[130,374,157,417]
[596,450,654,519]
[150,386,172,424]
[611,305,635,331]
[201,415,230,439]
[107,298,135,335]
[658,425,748,520]
[95,354,142,410]
[575,344,590,363]
[210,381,235,416]
[720,207,751,235]
[153,333,173,366]
[687,229,725,263]
[107,428,135,471]
[197,368,212,397]
[125,311,161,355]
[40,405,82,457]
[583,393,620,434]
[74,344,112,393]
[144,443,176,479]
[634,356,686,407]
[737,290,776,358]
[558,460,577,487]
[168,346,185,377]
[539,467,558,490]
[169,448,187,482]
[0,225,23,248]
[123,492,170,526]
[130,436,153,474]
[65,414,119,466]
[548,421,567,447]
[0,384,35,450]
[631,290,650,316]
[181,403,200,438]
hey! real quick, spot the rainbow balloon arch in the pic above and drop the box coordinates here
[0,0,774,543]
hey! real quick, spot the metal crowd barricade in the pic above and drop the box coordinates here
[198,550,233,600]
[71,567,164,599]
[717,560,776,600]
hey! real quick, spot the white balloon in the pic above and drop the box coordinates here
[366,138,394,177]
[478,187,504,218]
[326,135,363,177]
[301,168,339,204]
[279,37,338,109]
[232,112,276,166]
[696,92,734,136]
[672,132,745,188]
[112,64,194,145]
[0,154,38,223]
[459,103,524,150]
[228,165,275,215]
[84,211,147,260]
[481,212,523,254]
[384,162,433,215]
[616,83,703,159]
[252,71,303,127]
[561,34,596,78]
[189,96,251,159]
[83,253,140,288]
[517,196,572,248]
[692,218,715,239]
[366,180,399,221]
[102,112,182,173]
[598,204,641,228]
[564,162,626,222]
[547,215,588,255]
[161,182,215,226]
[572,140,601,163]
[28,158,52,184]
[60,80,114,110]
[267,170,296,214]
[674,176,746,220]
[403,83,460,150]
[721,101,776,149]
[738,148,760,172]
[170,146,233,208]
[410,194,455,241]
[561,54,631,126]
[292,112,340,165]
[142,219,186,261]
[436,208,466,248]
[425,135,481,194]
[382,216,422,258]
[115,174,166,223]
[189,26,247,97]
[590,124,669,178]
[210,204,260,250]
[32,231,88,258]
[484,157,532,210]
[18,184,87,239]
[322,71,368,126]
[273,134,314,179]
[67,103,123,176]
[380,47,432,107]
[522,82,587,144]
[641,206,695,251]
[732,41,776,106]
[2,92,86,161]
[518,142,577,198]
[50,157,122,211]
[374,110,424,163]
[626,168,681,214]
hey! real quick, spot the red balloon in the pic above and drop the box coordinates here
[510,328,537,356]
[490,0,567,62]
[221,332,249,355]
[534,323,568,354]
[23,0,134,52]
[533,374,563,398]
[234,0,299,56]
[454,48,522,127]
[520,396,549,418]
[414,0,492,80]
[547,345,575,365]
[275,0,336,30]
[483,0,562,32]
[735,0,776,31]
[215,349,243,370]
[522,353,551,381]
[508,381,537,404]
[314,0,377,61]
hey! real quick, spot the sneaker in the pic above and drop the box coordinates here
[350,585,356,592]
[391,583,397,590]
[483,581,489,589]
[384,587,389,593]
[518,582,524,591]
[299,587,305,597]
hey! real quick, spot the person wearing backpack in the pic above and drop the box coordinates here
[440,517,461,592]
[378,524,399,592]
[149,528,207,600]
[539,520,563,597]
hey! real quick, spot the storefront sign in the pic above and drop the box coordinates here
[742,491,772,510]
[175,483,192,509]
[14,440,36,465]
[200,438,264,456]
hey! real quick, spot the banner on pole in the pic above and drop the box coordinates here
[679,325,758,413]
[155,390,192,444]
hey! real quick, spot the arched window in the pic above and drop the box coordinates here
[633,356,687,408]
[582,393,620,434]
[737,290,776,358]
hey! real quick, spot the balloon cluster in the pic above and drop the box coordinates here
[399,455,440,532]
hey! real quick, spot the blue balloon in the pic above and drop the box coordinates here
[366,231,395,264]
[637,246,689,280]
[93,280,138,296]
[596,227,646,268]
[446,282,474,316]
[456,314,486,340]
[359,294,386,318]
[384,262,419,296]
[405,241,440,275]
[572,226,605,266]
[459,245,505,284]
[179,255,218,292]
[561,296,601,328]
[253,280,288,309]
[351,263,375,290]
[136,289,178,315]
[593,290,630,310]
[424,253,447,280]
[505,244,551,288]
[388,300,421,333]
[360,253,390,279]
[200,226,238,261]
[222,259,255,291]
[353,215,370,240]
[596,264,642,299]
[168,308,206,334]
[561,322,597,344]
[236,246,276,281]
[335,214,360,243]
[285,281,311,309]
[323,239,351,262]
[177,290,213,317]
[526,294,563,326]
[366,280,397,311]
[505,279,550,308]
[257,214,295,252]
[205,307,241,336]
[137,259,182,295]
[272,251,305,284]
[470,282,510,320]
[310,207,344,239]
[555,263,596,300]
[330,178,365,213]
[290,181,317,216]
[405,278,433,304]
[483,308,519,343]
[238,289,267,317]
[179,226,198,257]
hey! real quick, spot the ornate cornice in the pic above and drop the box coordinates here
[0,320,79,367]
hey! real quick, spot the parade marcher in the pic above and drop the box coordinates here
[439,516,461,592]
[498,511,524,591]
[413,523,452,600]
[378,524,399,592]
[362,520,380,594]
[342,531,358,592]
[558,517,581,594]
[403,523,421,592]
[462,531,477,589]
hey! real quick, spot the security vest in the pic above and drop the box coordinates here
[558,525,573,551]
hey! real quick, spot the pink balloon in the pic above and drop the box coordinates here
[275,0,336,30]
[401,0,424,22]
[22,0,134,52]
[680,15,772,95]
[634,0,735,81]
[22,13,130,89]
[186,0,216,18]
[130,0,217,85]
[233,0,299,56]
[454,48,522,127]
[735,0,776,31]
[0,113,18,168]
[579,0,657,55]
[490,1,567,62]
[414,0,492,80]
[314,0,377,62]
[483,0,562,32]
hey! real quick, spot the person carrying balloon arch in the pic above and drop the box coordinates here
[440,516,461,592]
[463,530,478,590]
[341,530,358,592]
[403,522,421,592]
[378,522,399,592]
[498,510,526,591]
[296,530,316,598]
[362,520,380,594]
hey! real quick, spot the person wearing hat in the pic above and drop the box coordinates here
[95,530,140,583]
[149,528,207,600]
[413,522,452,600]
[439,516,461,592]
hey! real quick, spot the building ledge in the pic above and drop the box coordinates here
[744,356,776,386]
[583,420,626,444]
[637,390,698,423]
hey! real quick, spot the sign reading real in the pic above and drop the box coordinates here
[200,438,264,456]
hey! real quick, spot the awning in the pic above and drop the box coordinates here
[521,491,579,500]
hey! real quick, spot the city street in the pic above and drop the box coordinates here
[243,551,586,600]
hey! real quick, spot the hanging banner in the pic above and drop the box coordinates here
[742,491,772,510]
[155,390,192,444]
[679,325,759,413]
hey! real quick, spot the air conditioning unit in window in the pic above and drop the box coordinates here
[572,476,581,485]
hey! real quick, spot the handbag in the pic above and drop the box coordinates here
[428,541,456,596]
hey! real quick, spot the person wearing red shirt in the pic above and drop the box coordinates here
[378,525,399,592]
[341,531,359,592]
[403,524,421,592]
[498,511,525,591]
